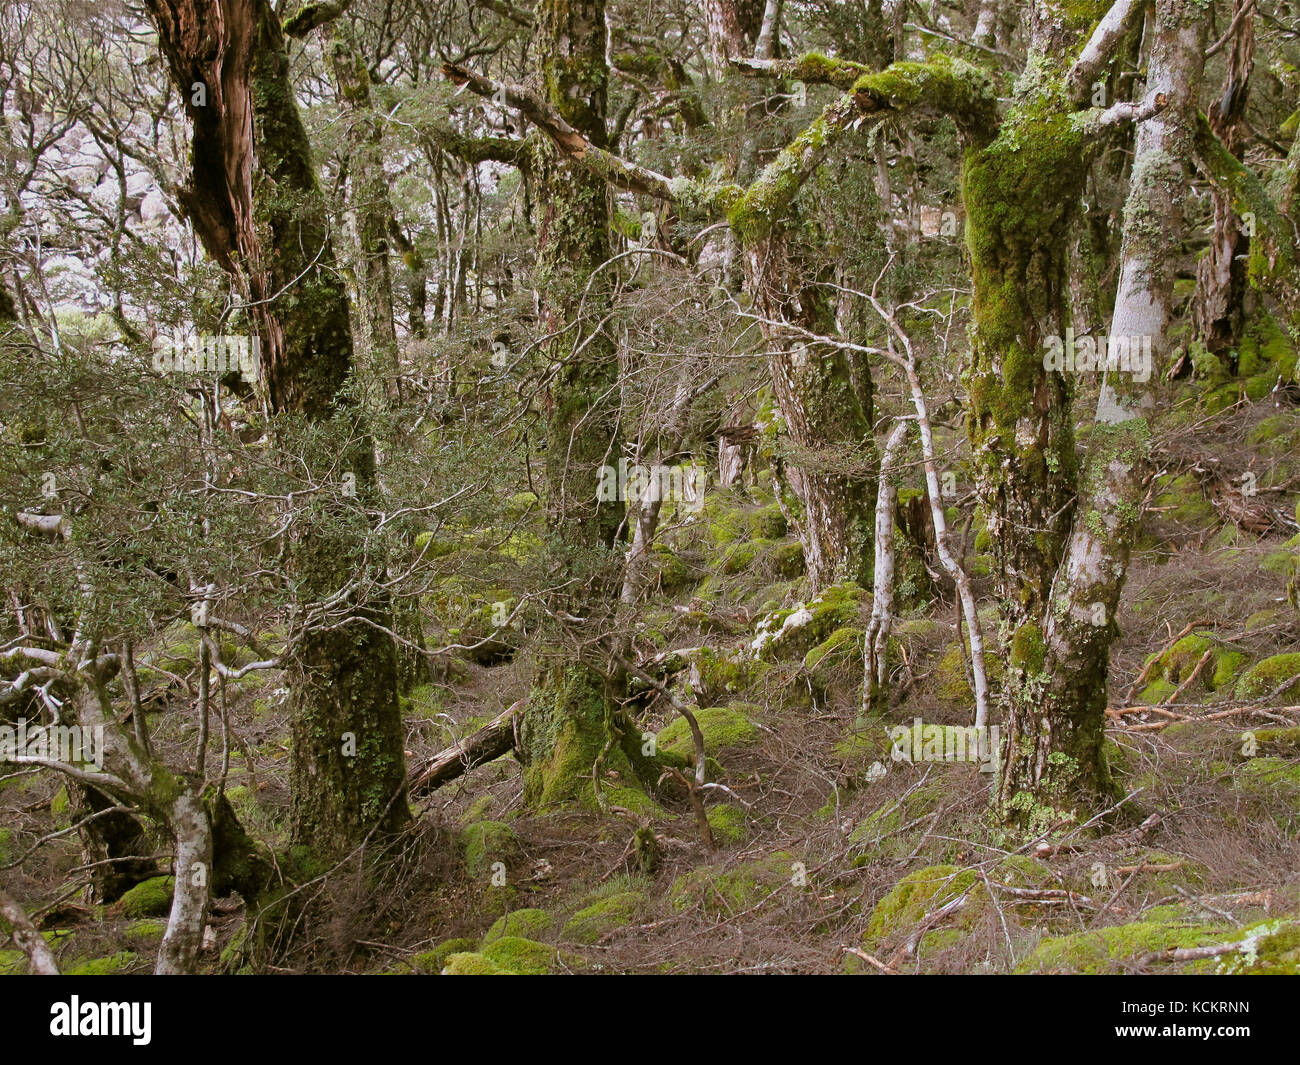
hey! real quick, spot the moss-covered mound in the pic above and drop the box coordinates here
[1017,909,1300,974]
[563,890,646,944]
[656,703,761,761]
[117,876,174,919]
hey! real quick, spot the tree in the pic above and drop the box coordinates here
[144,0,409,859]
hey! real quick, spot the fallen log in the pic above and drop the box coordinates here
[408,700,522,797]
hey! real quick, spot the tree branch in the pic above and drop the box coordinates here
[283,0,353,39]
[1066,0,1145,103]
[441,62,684,198]
[0,888,60,974]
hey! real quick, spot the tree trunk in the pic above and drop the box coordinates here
[327,24,402,403]
[994,0,1206,831]
[145,0,410,860]
[745,226,877,590]
[519,0,653,808]
[73,784,155,903]
[1191,0,1255,360]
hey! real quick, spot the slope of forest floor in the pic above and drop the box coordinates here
[4,312,1300,976]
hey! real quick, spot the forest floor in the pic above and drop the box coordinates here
[4,310,1300,976]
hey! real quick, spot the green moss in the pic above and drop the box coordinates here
[1009,623,1046,673]
[768,541,806,578]
[651,542,695,592]
[688,646,772,700]
[462,820,521,877]
[1239,727,1300,758]
[706,803,748,845]
[404,938,479,973]
[441,951,509,975]
[1234,757,1300,807]
[122,920,167,947]
[721,539,769,575]
[804,627,864,673]
[1017,911,1300,974]
[65,951,141,976]
[1152,473,1215,528]
[863,865,982,952]
[1211,651,1249,690]
[669,852,802,915]
[563,890,646,944]
[752,582,869,660]
[656,704,760,761]
[1235,653,1300,701]
[479,935,571,975]
[1140,632,1245,695]
[117,876,174,919]
[482,908,553,945]
[521,663,654,810]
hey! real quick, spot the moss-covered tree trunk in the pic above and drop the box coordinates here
[744,226,878,589]
[146,0,409,860]
[960,1,1112,824]
[326,25,402,403]
[518,0,652,808]
[965,0,1205,830]
[996,0,1204,831]
[323,21,431,694]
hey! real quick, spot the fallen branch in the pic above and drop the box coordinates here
[408,700,522,798]
[842,946,899,974]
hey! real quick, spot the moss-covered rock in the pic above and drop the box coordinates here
[705,803,748,845]
[656,703,761,761]
[441,951,508,975]
[478,935,572,974]
[1235,653,1300,701]
[1151,473,1215,529]
[752,583,868,660]
[1234,727,1300,760]
[768,541,806,578]
[686,646,772,703]
[122,920,167,948]
[862,865,982,954]
[117,876,174,919]
[401,938,479,974]
[482,908,553,945]
[720,539,771,575]
[1017,909,1300,974]
[1137,631,1246,700]
[462,821,521,878]
[669,852,802,915]
[65,951,142,976]
[1233,757,1300,809]
[563,890,646,944]
[803,626,863,677]
[651,542,696,593]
